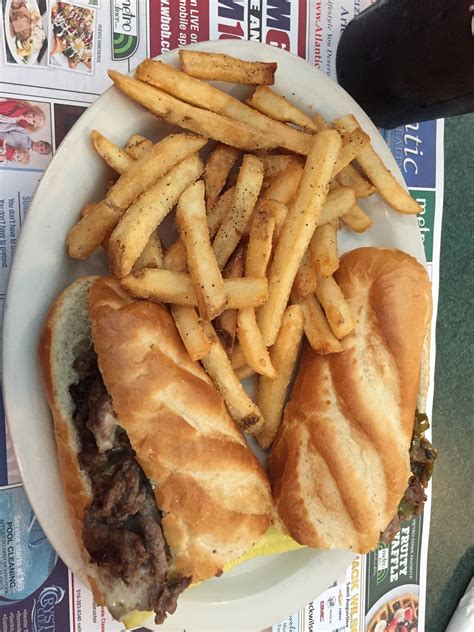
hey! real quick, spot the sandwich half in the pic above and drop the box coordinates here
[268,247,434,553]
[39,276,273,623]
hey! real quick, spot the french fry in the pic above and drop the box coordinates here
[91,130,134,173]
[312,113,328,132]
[246,208,275,278]
[261,163,304,206]
[231,343,247,371]
[259,199,288,242]
[171,305,211,361]
[256,304,305,448]
[258,130,342,346]
[300,294,342,354]
[80,202,97,218]
[176,181,227,320]
[121,269,268,309]
[318,187,356,225]
[292,249,318,301]
[133,231,164,270]
[206,186,235,238]
[261,154,304,179]
[179,50,277,85]
[332,128,371,177]
[247,86,318,131]
[315,273,355,339]
[333,114,422,214]
[109,70,274,151]
[235,365,255,380]
[336,164,376,198]
[310,221,339,277]
[136,60,313,156]
[213,155,264,269]
[203,144,240,210]
[200,321,265,435]
[164,240,187,272]
[237,308,276,378]
[125,134,153,159]
[214,243,245,355]
[341,204,373,232]
[109,154,204,277]
[67,133,206,259]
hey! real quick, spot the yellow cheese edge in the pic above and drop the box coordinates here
[122,527,304,629]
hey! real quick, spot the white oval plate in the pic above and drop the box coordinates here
[3,40,425,631]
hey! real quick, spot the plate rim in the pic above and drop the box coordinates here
[2,39,425,631]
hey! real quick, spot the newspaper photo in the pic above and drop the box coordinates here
[0,1,443,631]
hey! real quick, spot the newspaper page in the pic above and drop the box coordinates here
[0,1,443,631]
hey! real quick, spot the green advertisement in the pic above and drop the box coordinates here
[365,514,423,612]
[411,189,436,263]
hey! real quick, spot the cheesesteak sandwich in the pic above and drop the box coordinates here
[269,248,436,553]
[39,276,273,624]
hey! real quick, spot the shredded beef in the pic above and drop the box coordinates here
[380,411,437,545]
[69,347,190,623]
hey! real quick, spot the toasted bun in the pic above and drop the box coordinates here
[89,277,273,581]
[268,248,432,553]
[38,276,105,604]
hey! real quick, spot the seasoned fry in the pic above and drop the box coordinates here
[80,201,97,218]
[333,114,422,214]
[176,181,227,320]
[109,154,204,277]
[213,155,264,269]
[231,343,247,371]
[258,130,342,346]
[91,130,134,173]
[300,294,342,353]
[206,186,235,237]
[256,305,304,448]
[237,308,275,378]
[214,243,245,355]
[171,305,211,361]
[337,164,376,198]
[200,321,265,435]
[312,113,328,132]
[68,133,206,259]
[259,199,288,242]
[315,273,355,339]
[318,187,356,225]
[121,269,268,309]
[125,134,153,159]
[179,50,277,85]
[292,249,318,301]
[341,204,373,232]
[246,209,275,278]
[110,70,274,151]
[203,144,240,210]
[332,128,370,177]
[310,220,339,277]
[136,60,313,156]
[247,86,318,131]
[164,240,187,272]
[261,155,304,179]
[235,365,255,380]
[260,163,303,206]
[133,231,164,270]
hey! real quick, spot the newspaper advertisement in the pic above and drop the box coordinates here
[0,1,443,630]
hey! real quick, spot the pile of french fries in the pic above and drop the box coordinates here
[67,50,422,449]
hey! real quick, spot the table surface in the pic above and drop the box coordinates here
[426,112,474,630]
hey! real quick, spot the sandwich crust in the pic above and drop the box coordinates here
[89,277,273,581]
[268,248,432,553]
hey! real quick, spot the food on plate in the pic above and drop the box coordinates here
[135,59,313,155]
[39,276,273,624]
[333,114,422,214]
[50,3,94,70]
[9,0,45,63]
[49,49,437,624]
[179,49,277,85]
[247,85,319,131]
[367,594,419,632]
[268,248,436,553]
